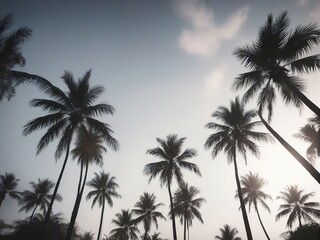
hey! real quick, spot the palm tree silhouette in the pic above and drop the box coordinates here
[143,134,201,240]
[109,209,140,240]
[86,172,121,240]
[215,225,242,240]
[204,97,272,240]
[81,231,95,240]
[66,129,107,240]
[237,172,272,240]
[132,192,166,240]
[0,14,51,101]
[150,232,168,240]
[0,173,21,207]
[18,178,62,221]
[276,185,320,229]
[23,69,119,226]
[294,115,320,164]
[171,183,205,240]
[233,11,320,119]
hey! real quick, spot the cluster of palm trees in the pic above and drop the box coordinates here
[1,9,320,240]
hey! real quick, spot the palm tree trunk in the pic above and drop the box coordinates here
[43,135,72,231]
[66,161,89,240]
[0,194,5,207]
[183,213,187,240]
[77,161,84,195]
[30,204,38,222]
[187,221,190,240]
[97,198,105,240]
[254,203,270,240]
[233,143,253,240]
[168,183,178,240]
[285,77,320,118]
[259,113,320,184]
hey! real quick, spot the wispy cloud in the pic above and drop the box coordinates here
[310,2,320,21]
[297,0,308,6]
[175,0,249,57]
[202,64,228,98]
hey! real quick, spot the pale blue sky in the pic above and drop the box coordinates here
[1,0,320,239]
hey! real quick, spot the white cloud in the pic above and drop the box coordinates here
[176,0,249,57]
[297,0,308,6]
[202,64,228,98]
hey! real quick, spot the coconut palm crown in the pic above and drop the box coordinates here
[233,11,320,120]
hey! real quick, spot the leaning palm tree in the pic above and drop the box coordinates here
[66,129,107,240]
[215,225,241,240]
[0,173,21,207]
[237,172,272,240]
[23,69,119,226]
[0,13,51,101]
[233,11,320,120]
[294,115,320,164]
[276,185,320,229]
[132,192,166,240]
[87,172,121,240]
[18,178,62,221]
[204,97,272,240]
[171,183,205,240]
[143,134,201,240]
[109,209,140,240]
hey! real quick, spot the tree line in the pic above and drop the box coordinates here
[1,10,320,240]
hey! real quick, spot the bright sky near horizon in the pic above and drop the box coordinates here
[1,0,320,239]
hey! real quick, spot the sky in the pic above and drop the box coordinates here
[1,0,320,239]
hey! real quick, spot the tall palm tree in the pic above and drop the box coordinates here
[87,172,121,240]
[18,178,62,221]
[23,69,119,226]
[109,209,139,240]
[215,225,242,240]
[294,115,320,164]
[66,129,107,240]
[276,185,320,229]
[171,183,205,240]
[0,173,20,207]
[233,11,320,120]
[143,134,201,240]
[132,192,166,240]
[237,172,272,240]
[204,97,272,240]
[0,13,51,101]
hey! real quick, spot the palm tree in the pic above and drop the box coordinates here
[143,134,201,240]
[109,209,139,240]
[204,97,272,240]
[294,115,320,164]
[0,13,51,101]
[233,11,320,119]
[237,172,272,240]
[285,223,320,240]
[23,69,119,226]
[276,185,320,229]
[171,183,205,240]
[0,173,21,207]
[132,192,166,239]
[65,129,107,240]
[215,225,241,240]
[87,172,121,240]
[18,178,62,221]
[81,231,95,240]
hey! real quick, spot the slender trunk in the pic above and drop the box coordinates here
[0,194,4,207]
[168,184,177,240]
[187,221,190,240]
[30,204,38,222]
[233,143,253,240]
[298,209,302,228]
[254,203,270,240]
[259,113,320,184]
[97,198,105,240]
[43,135,72,232]
[285,78,320,118]
[183,213,187,240]
[65,161,89,240]
[77,161,84,195]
